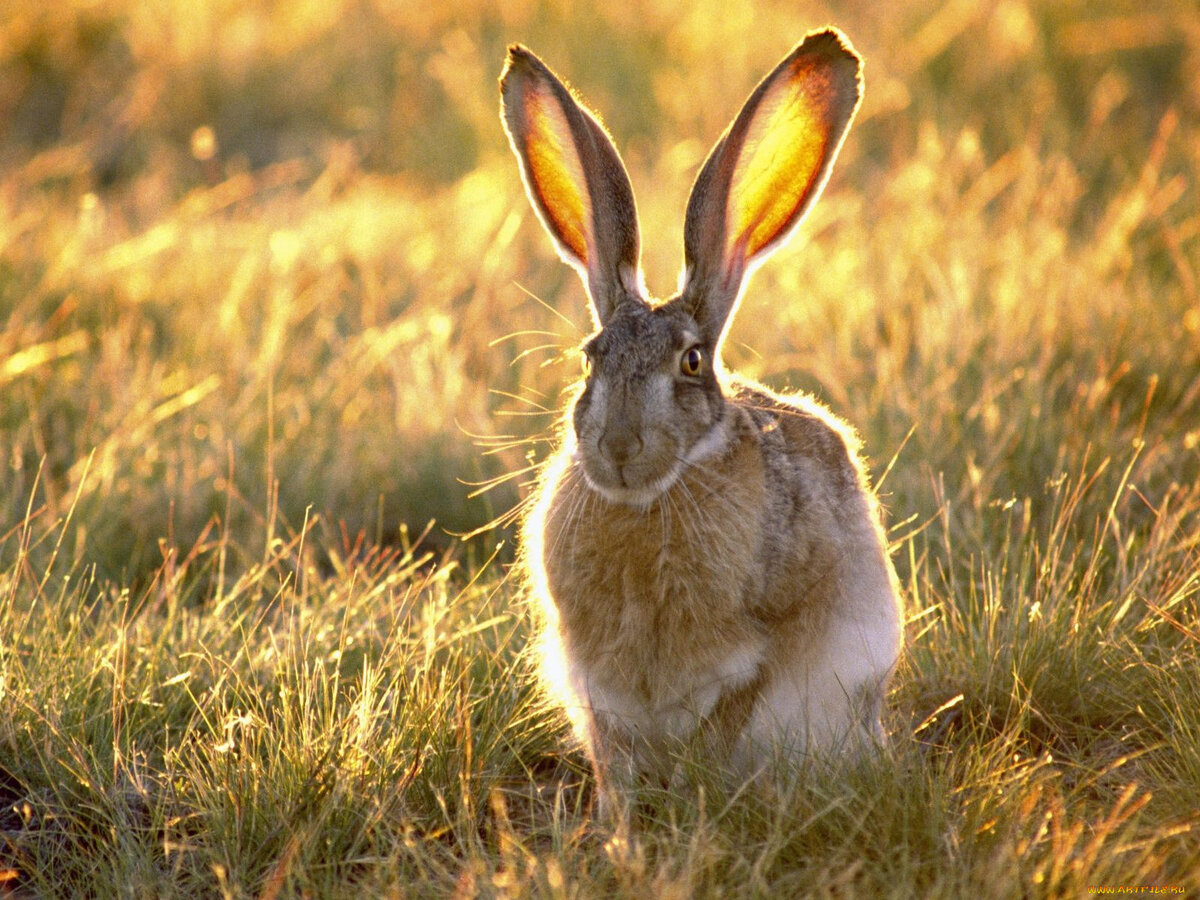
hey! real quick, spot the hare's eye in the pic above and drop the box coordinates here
[680,346,704,377]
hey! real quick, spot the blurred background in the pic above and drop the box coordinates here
[1,0,1197,582]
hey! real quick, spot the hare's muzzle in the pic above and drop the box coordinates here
[599,423,644,470]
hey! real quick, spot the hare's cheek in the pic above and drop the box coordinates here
[672,380,722,448]
[572,378,606,445]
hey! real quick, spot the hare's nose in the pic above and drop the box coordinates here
[600,428,643,467]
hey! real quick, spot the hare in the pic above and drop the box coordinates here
[500,29,903,808]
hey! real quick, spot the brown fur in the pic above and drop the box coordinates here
[502,30,904,809]
[543,406,766,709]
[526,380,896,781]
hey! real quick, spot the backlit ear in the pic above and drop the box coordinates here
[682,29,862,346]
[500,45,644,324]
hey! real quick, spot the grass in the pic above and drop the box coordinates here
[2,0,1199,895]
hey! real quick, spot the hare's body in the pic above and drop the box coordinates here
[501,28,903,803]
[528,379,900,784]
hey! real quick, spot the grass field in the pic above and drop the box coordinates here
[2,0,1198,896]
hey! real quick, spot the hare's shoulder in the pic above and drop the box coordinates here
[728,379,862,470]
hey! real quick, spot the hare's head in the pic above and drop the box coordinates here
[501,31,862,505]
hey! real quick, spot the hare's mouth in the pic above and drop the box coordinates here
[573,418,731,508]
[574,450,682,508]
[582,467,682,508]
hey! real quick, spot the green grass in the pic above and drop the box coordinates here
[2,0,1199,895]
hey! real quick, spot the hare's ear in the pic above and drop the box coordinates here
[501,45,643,325]
[681,29,861,346]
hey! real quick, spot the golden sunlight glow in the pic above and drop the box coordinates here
[1,1,1197,892]
[727,63,831,260]
[521,82,592,265]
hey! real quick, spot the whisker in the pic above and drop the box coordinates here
[462,462,545,499]
[450,491,536,540]
[546,465,587,565]
[488,329,571,347]
[489,388,554,411]
[656,491,669,561]
[474,434,555,452]
[493,409,558,419]
[511,342,573,366]
[514,281,586,333]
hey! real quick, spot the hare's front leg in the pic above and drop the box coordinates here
[581,707,641,820]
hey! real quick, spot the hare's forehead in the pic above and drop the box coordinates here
[584,303,698,364]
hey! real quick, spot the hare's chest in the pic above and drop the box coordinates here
[542,477,767,719]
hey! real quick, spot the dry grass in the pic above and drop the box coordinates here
[1,0,1198,895]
